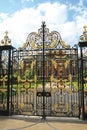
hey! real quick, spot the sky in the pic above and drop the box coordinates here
[0,0,87,48]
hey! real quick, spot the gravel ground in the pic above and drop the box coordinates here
[0,116,87,130]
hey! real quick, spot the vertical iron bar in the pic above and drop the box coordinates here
[10,51,14,114]
[0,49,1,75]
[80,47,84,119]
[42,21,46,120]
[7,49,11,115]
[78,56,81,118]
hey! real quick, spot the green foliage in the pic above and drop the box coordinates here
[24,68,34,79]
[13,71,18,78]
[83,70,87,77]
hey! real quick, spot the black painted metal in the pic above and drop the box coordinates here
[80,47,84,119]
[0,23,87,120]
[79,41,87,119]
[0,45,15,115]
[42,21,46,119]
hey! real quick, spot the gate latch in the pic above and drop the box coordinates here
[37,92,51,97]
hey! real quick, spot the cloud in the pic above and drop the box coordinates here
[0,13,8,20]
[0,2,68,48]
[0,1,87,48]
[37,2,68,24]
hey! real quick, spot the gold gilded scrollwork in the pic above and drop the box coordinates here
[30,40,38,49]
[34,74,37,83]
[68,74,72,82]
[19,103,24,110]
[0,89,7,93]
[61,40,70,48]
[18,23,72,50]
[54,103,58,112]
[19,61,24,69]
[66,103,69,111]
[84,77,87,81]
[50,74,60,83]
[24,26,62,50]
[31,60,36,69]
[51,60,57,69]
[49,39,57,48]
[0,75,7,88]
[50,74,54,82]
[79,25,87,42]
[64,59,70,69]
[23,82,30,89]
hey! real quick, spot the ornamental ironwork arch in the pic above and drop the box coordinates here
[15,22,80,118]
[19,22,70,51]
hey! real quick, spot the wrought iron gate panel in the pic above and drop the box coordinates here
[0,49,9,113]
[51,87,79,117]
[78,46,87,117]
[0,45,15,115]
[36,87,52,116]
[11,86,36,115]
[53,88,70,116]
[11,22,80,117]
[83,58,87,116]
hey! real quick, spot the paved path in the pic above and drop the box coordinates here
[0,116,87,130]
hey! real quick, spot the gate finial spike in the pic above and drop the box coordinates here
[41,21,46,28]
[5,30,8,36]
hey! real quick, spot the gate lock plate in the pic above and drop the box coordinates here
[37,92,51,97]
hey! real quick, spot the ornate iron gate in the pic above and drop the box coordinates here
[0,22,87,118]
[10,22,79,117]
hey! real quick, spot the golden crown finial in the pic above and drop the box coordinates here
[0,31,11,46]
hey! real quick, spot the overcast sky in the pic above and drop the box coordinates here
[0,0,87,48]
